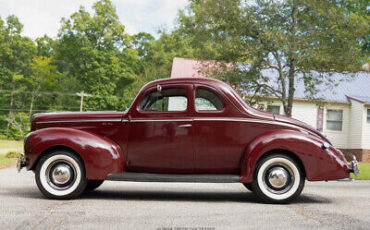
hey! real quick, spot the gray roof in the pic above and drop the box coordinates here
[257,69,370,103]
[170,58,370,103]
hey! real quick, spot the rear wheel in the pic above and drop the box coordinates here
[85,180,104,191]
[35,150,87,199]
[252,154,305,203]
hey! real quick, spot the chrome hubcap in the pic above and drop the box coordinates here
[268,167,289,189]
[263,163,294,195]
[51,164,72,185]
[46,160,76,190]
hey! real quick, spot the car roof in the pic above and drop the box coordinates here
[143,77,228,89]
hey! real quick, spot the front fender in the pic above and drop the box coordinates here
[25,128,124,180]
[240,129,349,183]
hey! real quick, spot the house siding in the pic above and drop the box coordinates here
[255,100,351,149]
[323,105,350,149]
[291,102,318,128]
[362,106,370,150]
[348,100,364,149]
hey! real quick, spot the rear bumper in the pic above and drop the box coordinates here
[349,155,359,177]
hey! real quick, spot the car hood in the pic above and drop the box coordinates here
[273,114,331,144]
[31,111,126,130]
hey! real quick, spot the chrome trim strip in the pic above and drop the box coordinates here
[194,117,277,125]
[194,117,263,123]
[193,117,304,130]
[129,117,300,130]
[36,119,124,124]
[130,119,193,123]
[106,172,240,183]
[36,117,304,132]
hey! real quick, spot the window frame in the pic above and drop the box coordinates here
[367,109,370,123]
[326,109,343,132]
[136,85,190,115]
[194,85,226,114]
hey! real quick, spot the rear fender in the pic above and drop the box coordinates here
[240,129,349,183]
[25,128,124,180]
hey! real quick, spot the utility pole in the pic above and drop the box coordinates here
[76,91,90,112]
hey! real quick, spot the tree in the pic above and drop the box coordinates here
[27,56,63,118]
[0,15,36,139]
[126,29,196,105]
[36,35,56,57]
[55,0,137,110]
[179,0,369,116]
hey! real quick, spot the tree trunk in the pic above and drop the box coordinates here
[6,78,15,138]
[286,0,297,117]
[29,95,34,120]
[29,84,41,120]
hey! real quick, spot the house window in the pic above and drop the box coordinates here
[326,110,343,131]
[367,109,370,123]
[267,105,280,114]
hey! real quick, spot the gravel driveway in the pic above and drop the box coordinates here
[0,166,369,230]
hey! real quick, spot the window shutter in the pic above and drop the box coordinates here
[317,108,324,131]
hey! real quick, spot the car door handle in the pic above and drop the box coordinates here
[178,124,192,128]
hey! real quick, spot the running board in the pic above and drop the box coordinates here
[106,172,240,183]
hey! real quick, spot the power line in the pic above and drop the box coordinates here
[0,89,76,96]
[0,89,125,99]
[0,108,62,112]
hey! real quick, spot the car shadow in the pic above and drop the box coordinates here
[79,189,330,204]
[1,186,331,204]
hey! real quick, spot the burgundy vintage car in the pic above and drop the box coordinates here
[18,77,359,203]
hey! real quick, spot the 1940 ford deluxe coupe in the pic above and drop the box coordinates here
[18,77,359,203]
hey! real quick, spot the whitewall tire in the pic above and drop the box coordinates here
[35,150,87,199]
[252,154,305,203]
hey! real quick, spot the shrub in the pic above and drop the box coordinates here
[5,151,21,158]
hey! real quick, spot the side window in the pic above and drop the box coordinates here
[139,87,188,112]
[195,88,224,111]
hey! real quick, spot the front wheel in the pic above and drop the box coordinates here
[252,154,305,203]
[35,150,87,199]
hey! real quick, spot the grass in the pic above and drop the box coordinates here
[0,154,17,169]
[351,163,370,180]
[0,140,23,155]
[0,140,23,168]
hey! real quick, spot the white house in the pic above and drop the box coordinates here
[171,57,370,162]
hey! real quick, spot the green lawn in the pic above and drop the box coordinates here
[0,140,23,155]
[0,155,17,169]
[0,140,23,168]
[351,163,370,180]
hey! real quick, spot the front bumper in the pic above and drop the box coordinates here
[349,155,359,177]
[17,152,26,173]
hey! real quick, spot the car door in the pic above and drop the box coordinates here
[127,84,195,173]
[193,84,245,174]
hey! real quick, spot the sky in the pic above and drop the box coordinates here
[0,0,189,39]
